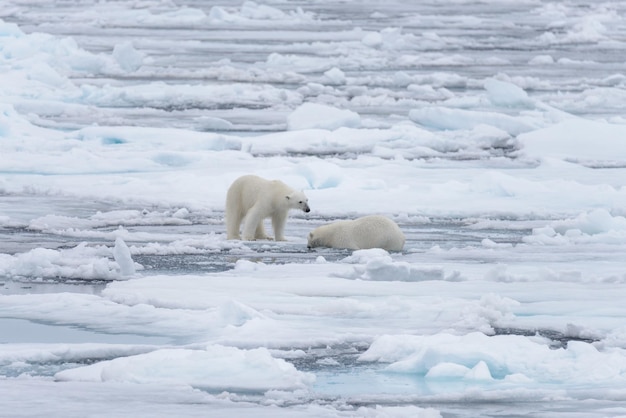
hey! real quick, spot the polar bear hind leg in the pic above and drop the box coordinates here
[242,204,266,241]
[255,220,270,240]
[226,206,243,240]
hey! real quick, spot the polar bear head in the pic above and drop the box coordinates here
[307,230,320,248]
[286,191,310,213]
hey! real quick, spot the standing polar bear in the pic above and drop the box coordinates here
[307,215,405,251]
[226,175,310,241]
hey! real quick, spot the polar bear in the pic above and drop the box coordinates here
[226,175,310,241]
[307,215,405,251]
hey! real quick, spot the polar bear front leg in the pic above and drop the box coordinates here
[242,205,264,241]
[272,212,287,241]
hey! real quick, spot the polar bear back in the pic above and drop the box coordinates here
[308,215,405,251]
[228,175,293,215]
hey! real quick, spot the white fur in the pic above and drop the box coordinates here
[226,175,310,241]
[307,215,405,251]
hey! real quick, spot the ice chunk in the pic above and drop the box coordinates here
[362,257,444,282]
[518,119,626,165]
[0,20,23,37]
[287,103,361,131]
[112,42,144,72]
[324,67,346,84]
[551,209,626,235]
[172,208,190,219]
[295,160,343,189]
[360,331,626,385]
[362,32,383,47]
[484,78,532,107]
[217,300,265,326]
[241,1,287,20]
[341,248,391,264]
[76,126,241,151]
[339,250,446,282]
[524,209,626,246]
[529,55,555,65]
[0,107,11,137]
[465,360,494,381]
[208,2,313,24]
[425,362,471,379]
[54,345,315,391]
[0,245,123,281]
[113,237,136,277]
[409,106,537,136]
[196,116,233,131]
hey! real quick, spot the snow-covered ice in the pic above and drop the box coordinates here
[2,0,626,417]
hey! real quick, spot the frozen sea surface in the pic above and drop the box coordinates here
[2,0,626,417]
[5,0,626,133]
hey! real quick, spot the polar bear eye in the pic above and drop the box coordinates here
[299,201,303,204]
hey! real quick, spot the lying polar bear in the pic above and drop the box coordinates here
[307,215,405,251]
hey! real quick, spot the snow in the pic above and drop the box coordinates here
[2,0,626,416]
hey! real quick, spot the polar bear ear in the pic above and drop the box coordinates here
[285,195,291,200]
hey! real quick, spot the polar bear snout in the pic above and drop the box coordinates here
[303,204,311,213]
